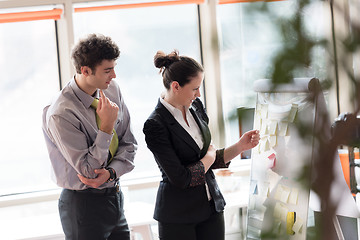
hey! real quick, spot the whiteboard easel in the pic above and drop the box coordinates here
[246,78,359,239]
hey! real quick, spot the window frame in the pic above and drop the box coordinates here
[0,0,354,205]
[0,0,227,200]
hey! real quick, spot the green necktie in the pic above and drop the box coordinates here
[91,98,119,165]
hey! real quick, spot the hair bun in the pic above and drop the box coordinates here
[154,50,180,70]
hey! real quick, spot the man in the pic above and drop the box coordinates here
[42,33,137,240]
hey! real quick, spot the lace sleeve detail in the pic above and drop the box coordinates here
[188,161,205,187]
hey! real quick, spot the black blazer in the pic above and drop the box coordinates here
[143,98,227,224]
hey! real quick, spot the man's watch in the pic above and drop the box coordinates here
[106,167,116,182]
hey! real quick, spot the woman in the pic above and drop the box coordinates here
[143,50,260,240]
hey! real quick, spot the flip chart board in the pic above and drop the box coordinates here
[246,78,318,239]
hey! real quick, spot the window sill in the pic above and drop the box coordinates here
[0,159,251,239]
[0,159,250,208]
[0,175,161,208]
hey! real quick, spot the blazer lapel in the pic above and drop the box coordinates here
[155,100,200,153]
[190,107,211,158]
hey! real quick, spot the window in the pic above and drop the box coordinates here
[72,3,202,179]
[217,1,328,147]
[0,11,60,196]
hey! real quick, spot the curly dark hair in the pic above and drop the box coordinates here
[71,33,120,74]
[154,50,204,89]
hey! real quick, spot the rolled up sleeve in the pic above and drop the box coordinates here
[211,148,230,169]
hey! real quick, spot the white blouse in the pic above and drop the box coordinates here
[160,97,204,149]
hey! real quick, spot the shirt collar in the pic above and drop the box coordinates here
[159,96,190,116]
[160,97,176,115]
[70,76,99,109]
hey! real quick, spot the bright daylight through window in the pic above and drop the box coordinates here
[73,3,202,180]
[0,12,60,196]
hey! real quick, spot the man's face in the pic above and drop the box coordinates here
[88,59,117,90]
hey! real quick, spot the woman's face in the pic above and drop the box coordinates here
[177,72,203,108]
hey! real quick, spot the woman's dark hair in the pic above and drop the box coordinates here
[154,50,204,89]
[71,33,120,74]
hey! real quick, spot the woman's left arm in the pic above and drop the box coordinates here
[223,130,260,164]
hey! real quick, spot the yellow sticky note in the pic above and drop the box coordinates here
[261,103,268,119]
[288,103,298,122]
[274,185,283,201]
[260,120,268,135]
[280,186,291,203]
[267,169,282,190]
[273,202,283,219]
[254,116,262,130]
[256,103,262,116]
[269,120,278,135]
[279,121,288,136]
[261,138,270,152]
[289,188,299,205]
[253,144,260,154]
[275,185,291,203]
[259,182,270,197]
[286,212,296,235]
[269,135,277,148]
